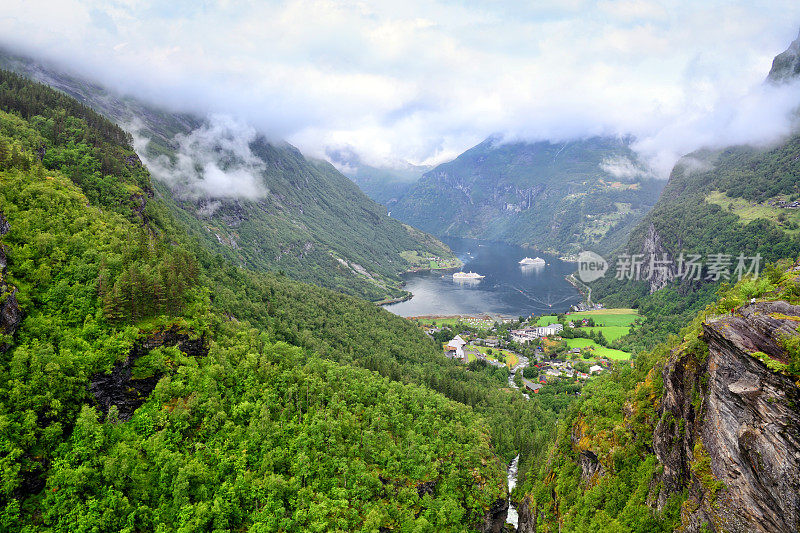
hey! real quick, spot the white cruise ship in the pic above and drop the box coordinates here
[453,271,485,280]
[519,256,545,265]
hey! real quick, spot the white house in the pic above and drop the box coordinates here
[447,335,467,358]
[589,365,603,374]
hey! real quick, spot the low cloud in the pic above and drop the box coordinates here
[133,114,268,200]
[1,1,799,176]
[600,155,653,180]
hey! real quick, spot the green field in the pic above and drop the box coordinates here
[474,346,519,368]
[582,326,630,342]
[706,191,800,234]
[565,338,631,360]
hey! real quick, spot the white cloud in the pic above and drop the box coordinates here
[0,1,798,175]
[133,114,268,200]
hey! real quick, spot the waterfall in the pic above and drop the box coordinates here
[507,454,520,528]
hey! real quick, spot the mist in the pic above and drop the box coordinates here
[1,1,800,178]
[133,115,268,201]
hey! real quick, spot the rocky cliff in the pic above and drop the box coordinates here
[0,211,22,350]
[89,326,208,421]
[654,300,800,532]
[768,30,800,83]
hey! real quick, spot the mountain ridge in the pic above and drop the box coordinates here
[392,135,665,256]
[0,50,457,303]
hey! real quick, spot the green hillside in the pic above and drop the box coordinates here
[0,68,578,531]
[0,52,457,303]
[593,133,800,350]
[393,136,664,256]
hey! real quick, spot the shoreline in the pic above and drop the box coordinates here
[376,292,413,306]
[565,273,592,307]
[401,261,462,275]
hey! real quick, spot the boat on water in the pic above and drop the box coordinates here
[519,256,545,265]
[453,271,485,280]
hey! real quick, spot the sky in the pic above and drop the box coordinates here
[1,0,799,176]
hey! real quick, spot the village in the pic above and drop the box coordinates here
[414,308,641,396]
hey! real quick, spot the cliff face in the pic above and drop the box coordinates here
[768,30,800,83]
[655,300,800,532]
[0,211,22,350]
[89,326,208,421]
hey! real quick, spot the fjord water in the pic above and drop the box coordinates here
[385,237,581,317]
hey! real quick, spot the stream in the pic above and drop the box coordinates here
[507,454,520,529]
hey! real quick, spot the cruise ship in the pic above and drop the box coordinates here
[519,256,545,265]
[453,271,485,280]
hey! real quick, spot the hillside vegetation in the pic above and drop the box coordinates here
[0,69,582,531]
[0,70,511,531]
[393,136,664,256]
[0,52,457,303]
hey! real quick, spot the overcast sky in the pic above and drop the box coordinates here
[1,1,799,175]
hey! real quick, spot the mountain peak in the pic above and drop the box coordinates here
[767,29,800,83]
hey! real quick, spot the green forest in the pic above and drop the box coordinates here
[0,70,577,531]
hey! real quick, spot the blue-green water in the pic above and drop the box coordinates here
[385,237,581,317]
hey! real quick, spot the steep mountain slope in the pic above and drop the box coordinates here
[768,30,800,83]
[0,69,517,531]
[594,34,800,349]
[326,146,428,206]
[516,264,800,532]
[0,50,457,303]
[393,136,665,256]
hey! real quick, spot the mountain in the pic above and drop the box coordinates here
[515,265,800,532]
[326,146,428,206]
[767,30,800,83]
[392,136,665,256]
[0,68,573,531]
[594,33,800,349]
[0,50,458,303]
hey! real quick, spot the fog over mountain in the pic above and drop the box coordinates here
[1,1,799,179]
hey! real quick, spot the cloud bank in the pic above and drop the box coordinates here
[133,114,268,201]
[1,1,799,177]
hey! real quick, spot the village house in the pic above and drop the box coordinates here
[522,379,542,393]
[446,335,467,359]
[589,364,603,374]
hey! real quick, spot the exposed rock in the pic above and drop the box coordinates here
[641,222,674,293]
[0,212,22,350]
[89,326,208,421]
[480,497,509,533]
[415,480,436,499]
[571,416,606,484]
[768,29,800,84]
[654,300,800,532]
[516,494,537,533]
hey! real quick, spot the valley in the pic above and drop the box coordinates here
[0,6,799,533]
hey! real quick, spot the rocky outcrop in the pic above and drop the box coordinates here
[641,222,674,293]
[654,300,800,532]
[571,415,606,485]
[89,326,207,421]
[0,211,22,350]
[516,494,537,533]
[768,29,800,84]
[479,497,509,533]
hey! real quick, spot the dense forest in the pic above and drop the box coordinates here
[0,69,577,531]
